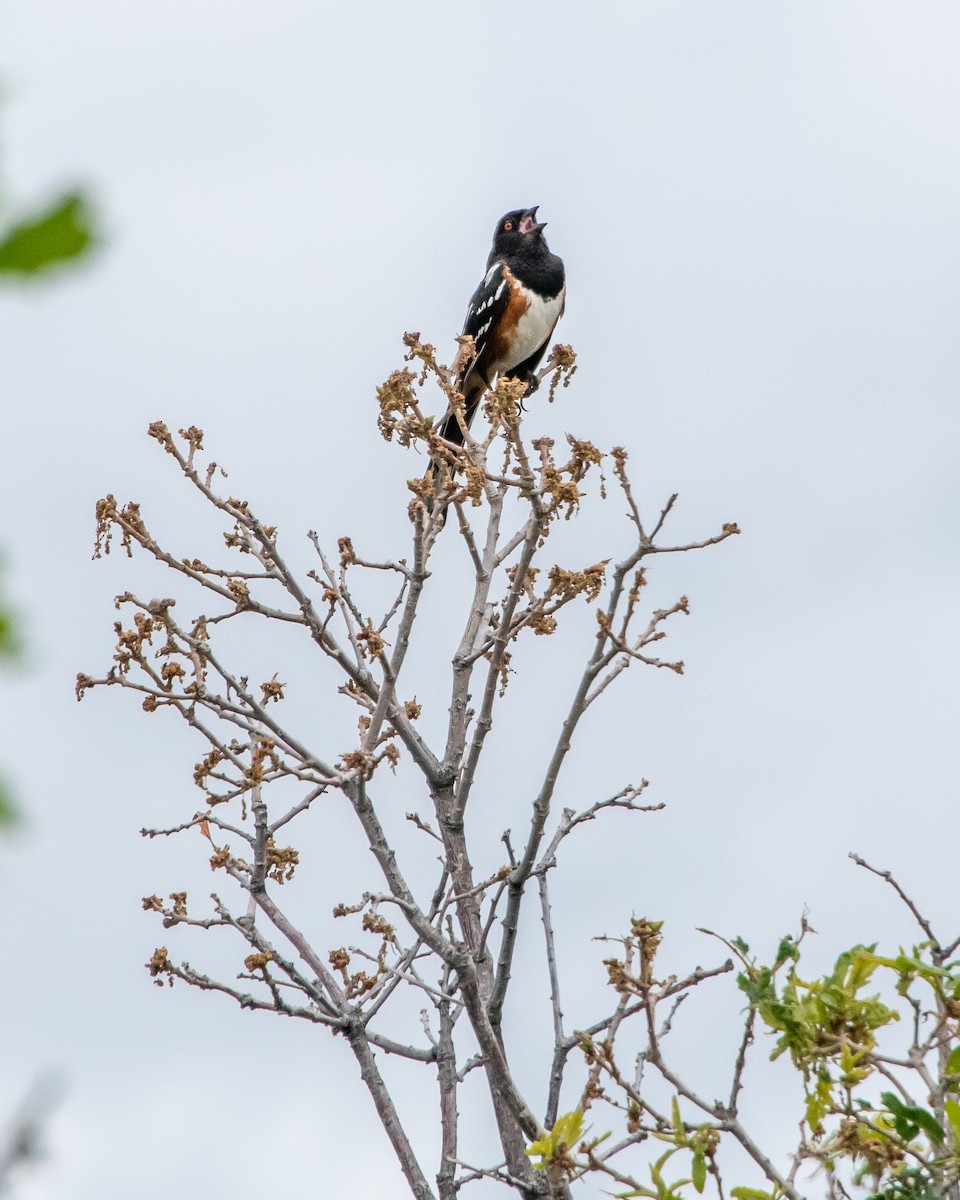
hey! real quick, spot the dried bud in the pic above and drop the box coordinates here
[363,911,396,941]
[147,946,172,976]
[147,421,174,451]
[342,749,376,779]
[227,578,250,610]
[244,951,275,972]
[160,661,186,689]
[266,837,299,884]
[329,947,351,974]
[260,674,286,705]
[529,614,558,636]
[376,368,419,441]
[358,622,386,659]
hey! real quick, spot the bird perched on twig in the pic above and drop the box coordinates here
[431,207,565,491]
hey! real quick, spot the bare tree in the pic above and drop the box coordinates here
[79,337,960,1200]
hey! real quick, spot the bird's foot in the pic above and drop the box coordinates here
[509,369,539,411]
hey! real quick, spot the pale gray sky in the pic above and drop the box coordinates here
[1,3,958,1197]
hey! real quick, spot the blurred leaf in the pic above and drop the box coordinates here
[0,192,95,276]
[869,1167,941,1200]
[946,1045,960,1076]
[691,1151,707,1193]
[880,1092,944,1145]
[525,1109,591,1170]
[0,780,18,829]
[0,562,21,661]
[944,1099,960,1143]
[0,605,17,659]
[907,1106,945,1145]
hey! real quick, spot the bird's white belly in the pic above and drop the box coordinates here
[502,285,565,372]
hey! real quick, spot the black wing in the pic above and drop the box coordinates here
[458,260,510,394]
[435,262,511,451]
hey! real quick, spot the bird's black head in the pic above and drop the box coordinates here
[490,206,549,260]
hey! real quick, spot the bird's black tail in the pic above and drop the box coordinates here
[427,380,484,514]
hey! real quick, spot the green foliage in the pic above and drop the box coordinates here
[526,1109,607,1174]
[0,96,99,828]
[0,584,20,661]
[863,948,960,1002]
[944,1099,960,1144]
[731,931,960,1198]
[879,1093,944,1146]
[614,1099,721,1199]
[737,943,900,1130]
[868,1167,940,1200]
[738,943,899,1070]
[585,912,960,1200]
[0,192,96,276]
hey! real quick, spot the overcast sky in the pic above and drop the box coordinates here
[1,3,958,1197]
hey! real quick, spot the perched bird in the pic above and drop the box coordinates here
[433,206,565,465]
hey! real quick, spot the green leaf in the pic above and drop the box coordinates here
[0,781,18,829]
[525,1110,589,1169]
[0,192,96,275]
[730,1189,775,1200]
[881,1093,944,1145]
[946,1045,960,1076]
[894,1117,920,1142]
[944,1099,960,1143]
[0,588,20,659]
[552,1109,587,1151]
[868,1166,941,1200]
[0,611,14,657]
[691,1151,707,1193]
[907,1106,945,1145]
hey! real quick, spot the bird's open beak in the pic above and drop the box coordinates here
[519,206,546,235]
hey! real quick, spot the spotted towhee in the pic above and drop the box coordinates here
[433,206,565,469]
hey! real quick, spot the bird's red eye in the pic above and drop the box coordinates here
[504,221,513,231]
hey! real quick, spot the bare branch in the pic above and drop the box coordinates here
[850,852,940,949]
